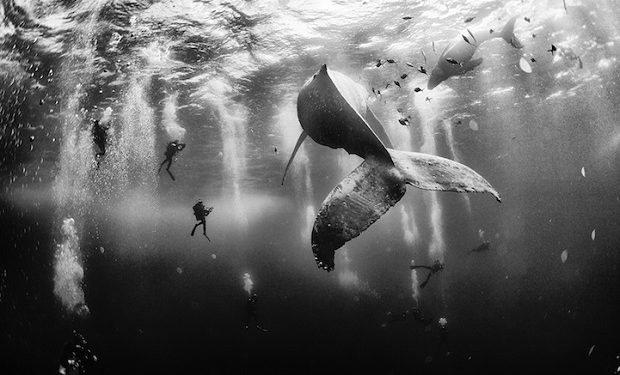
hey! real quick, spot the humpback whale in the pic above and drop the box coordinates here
[427,17,523,90]
[284,65,501,271]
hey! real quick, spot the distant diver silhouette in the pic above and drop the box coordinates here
[382,307,432,327]
[245,293,269,332]
[92,119,108,169]
[410,259,445,288]
[191,200,213,240]
[470,241,491,253]
[158,140,186,181]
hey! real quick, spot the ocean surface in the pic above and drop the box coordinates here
[1,0,619,373]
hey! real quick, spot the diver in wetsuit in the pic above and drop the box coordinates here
[92,119,108,169]
[410,259,445,289]
[470,241,491,253]
[157,140,186,181]
[382,307,432,327]
[245,293,268,332]
[191,200,213,240]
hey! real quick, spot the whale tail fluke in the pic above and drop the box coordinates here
[281,130,307,185]
[311,150,501,270]
[311,156,406,271]
[501,16,523,49]
[388,149,502,202]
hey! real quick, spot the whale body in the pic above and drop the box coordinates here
[428,17,523,90]
[284,65,501,271]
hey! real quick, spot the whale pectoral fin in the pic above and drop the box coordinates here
[365,106,394,149]
[311,157,406,271]
[388,149,501,202]
[281,130,307,185]
[459,58,483,74]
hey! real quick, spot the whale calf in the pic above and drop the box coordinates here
[284,65,501,271]
[427,17,523,90]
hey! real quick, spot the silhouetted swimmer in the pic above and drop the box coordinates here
[410,259,444,288]
[58,330,98,375]
[470,241,491,253]
[191,200,213,240]
[245,293,269,332]
[157,140,186,181]
[381,307,432,327]
[92,119,108,169]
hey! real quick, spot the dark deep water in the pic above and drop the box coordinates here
[1,0,620,374]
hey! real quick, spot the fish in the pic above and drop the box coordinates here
[386,59,396,63]
[425,97,432,103]
[376,60,382,67]
[524,17,531,22]
[530,57,536,62]
[548,44,557,55]
[402,16,412,20]
[413,87,423,92]
[394,81,401,88]
[519,57,532,73]
[578,56,583,69]
[427,17,523,89]
[283,65,501,270]
[400,73,408,79]
[465,17,475,23]
[406,62,415,68]
[385,83,391,89]
[532,33,536,38]
[417,66,427,75]
[489,28,494,34]
[432,41,436,53]
[421,50,427,64]
[398,118,409,126]
[467,29,478,44]
[563,0,567,12]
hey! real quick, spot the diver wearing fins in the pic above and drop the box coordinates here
[410,259,445,288]
[191,200,213,240]
[158,140,186,181]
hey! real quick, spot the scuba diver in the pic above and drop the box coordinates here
[410,259,445,289]
[245,293,269,332]
[57,330,98,375]
[92,119,108,169]
[157,140,186,181]
[470,241,491,253]
[381,307,432,327]
[191,200,213,240]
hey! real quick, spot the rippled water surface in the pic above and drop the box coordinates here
[1,0,619,373]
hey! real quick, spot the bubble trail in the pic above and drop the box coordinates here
[162,93,186,141]
[53,218,89,318]
[243,272,254,295]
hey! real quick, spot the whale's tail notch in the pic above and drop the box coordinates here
[501,16,523,49]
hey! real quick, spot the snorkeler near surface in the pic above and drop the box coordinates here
[92,119,108,169]
[157,140,186,181]
[191,200,213,240]
[381,307,432,327]
[410,259,445,289]
[245,293,269,332]
[57,330,98,375]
